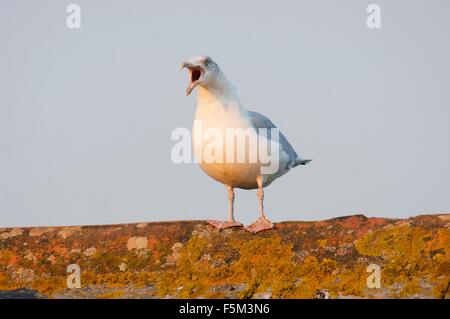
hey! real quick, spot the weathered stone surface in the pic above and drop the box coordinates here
[0,228,23,240]
[83,247,97,257]
[0,214,448,299]
[127,236,148,251]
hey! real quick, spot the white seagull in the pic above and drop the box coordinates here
[181,56,311,234]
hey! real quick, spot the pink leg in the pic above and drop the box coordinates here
[245,176,275,234]
[207,185,243,230]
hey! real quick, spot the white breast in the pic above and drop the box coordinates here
[191,81,290,189]
[192,87,264,188]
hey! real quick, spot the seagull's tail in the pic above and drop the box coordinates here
[294,158,313,167]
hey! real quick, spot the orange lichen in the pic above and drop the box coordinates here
[0,215,448,298]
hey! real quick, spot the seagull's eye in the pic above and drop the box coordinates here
[191,69,201,82]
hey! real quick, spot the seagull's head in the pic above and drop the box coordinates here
[181,56,220,96]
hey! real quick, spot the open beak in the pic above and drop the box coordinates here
[181,62,203,96]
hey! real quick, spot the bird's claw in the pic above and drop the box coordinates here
[207,220,243,231]
[245,216,275,234]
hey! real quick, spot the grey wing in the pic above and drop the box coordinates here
[248,111,309,168]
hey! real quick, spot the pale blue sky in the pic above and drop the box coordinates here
[1,0,449,227]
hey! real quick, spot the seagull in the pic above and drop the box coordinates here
[181,56,311,234]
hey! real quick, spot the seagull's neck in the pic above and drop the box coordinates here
[196,72,247,116]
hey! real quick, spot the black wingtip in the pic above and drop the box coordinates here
[296,159,313,166]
